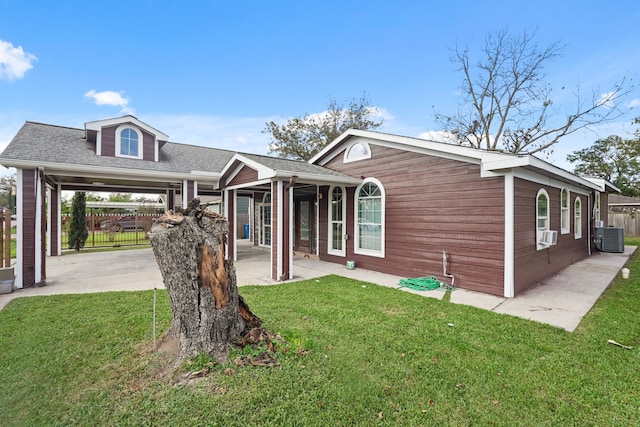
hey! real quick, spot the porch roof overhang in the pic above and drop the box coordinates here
[219,153,361,190]
[1,158,221,193]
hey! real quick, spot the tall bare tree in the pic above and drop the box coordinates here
[264,93,384,161]
[435,29,631,155]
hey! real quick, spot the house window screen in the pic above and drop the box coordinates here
[574,197,582,239]
[560,189,570,234]
[120,128,139,157]
[330,187,344,254]
[357,181,382,253]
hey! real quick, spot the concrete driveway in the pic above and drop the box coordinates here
[0,243,635,332]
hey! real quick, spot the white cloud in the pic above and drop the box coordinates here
[627,98,640,108]
[84,89,135,115]
[597,91,616,109]
[417,130,453,142]
[0,39,37,81]
[144,113,271,155]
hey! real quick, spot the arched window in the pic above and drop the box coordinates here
[328,186,346,256]
[536,189,550,250]
[115,125,143,159]
[344,141,371,163]
[355,178,384,257]
[574,197,582,239]
[560,188,570,234]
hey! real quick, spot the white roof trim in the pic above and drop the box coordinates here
[584,177,621,193]
[3,159,220,183]
[310,129,602,191]
[85,115,170,141]
[220,153,272,180]
[220,153,361,186]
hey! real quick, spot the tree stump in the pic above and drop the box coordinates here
[148,200,262,363]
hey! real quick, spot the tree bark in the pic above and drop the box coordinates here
[148,201,260,362]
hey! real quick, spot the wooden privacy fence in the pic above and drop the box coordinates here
[609,212,640,236]
[0,208,12,267]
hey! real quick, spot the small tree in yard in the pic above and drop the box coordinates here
[68,192,88,251]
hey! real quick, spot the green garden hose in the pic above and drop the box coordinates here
[399,276,449,291]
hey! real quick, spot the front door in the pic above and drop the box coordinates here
[295,198,315,254]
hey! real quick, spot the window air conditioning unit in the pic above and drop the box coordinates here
[595,220,604,228]
[539,230,558,247]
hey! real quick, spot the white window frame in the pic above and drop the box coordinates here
[354,178,385,258]
[115,125,143,159]
[560,188,570,234]
[343,141,372,163]
[574,197,582,239]
[328,186,346,256]
[594,192,601,222]
[258,192,272,248]
[536,189,550,251]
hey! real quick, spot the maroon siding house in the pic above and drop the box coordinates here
[0,117,615,298]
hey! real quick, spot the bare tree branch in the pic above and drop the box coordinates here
[435,29,633,155]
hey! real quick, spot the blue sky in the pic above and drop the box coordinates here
[1,0,639,176]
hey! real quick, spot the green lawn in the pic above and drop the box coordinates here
[0,256,639,425]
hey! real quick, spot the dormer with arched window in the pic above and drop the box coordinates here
[84,115,169,162]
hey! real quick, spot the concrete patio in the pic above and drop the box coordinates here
[0,240,635,332]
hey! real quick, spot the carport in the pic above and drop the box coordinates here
[0,116,232,289]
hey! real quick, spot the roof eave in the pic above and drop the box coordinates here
[270,170,361,185]
[0,158,220,183]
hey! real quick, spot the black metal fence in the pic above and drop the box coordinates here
[61,213,161,249]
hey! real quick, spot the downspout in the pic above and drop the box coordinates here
[442,250,455,288]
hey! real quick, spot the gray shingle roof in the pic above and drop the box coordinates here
[0,121,356,181]
[239,152,355,179]
[0,121,236,174]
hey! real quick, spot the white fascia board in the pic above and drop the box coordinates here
[224,178,272,191]
[311,129,495,166]
[2,159,218,184]
[483,155,602,192]
[270,170,362,186]
[584,177,621,193]
[85,115,170,140]
[190,170,221,179]
[309,129,355,164]
[220,153,272,180]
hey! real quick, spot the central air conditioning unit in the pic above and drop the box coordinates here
[538,230,558,247]
[595,227,624,253]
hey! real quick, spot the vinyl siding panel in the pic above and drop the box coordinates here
[320,144,506,296]
[513,178,589,294]
[229,166,259,187]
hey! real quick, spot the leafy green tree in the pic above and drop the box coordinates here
[0,174,16,211]
[567,133,640,197]
[68,192,89,251]
[435,29,631,155]
[108,193,132,202]
[264,93,384,161]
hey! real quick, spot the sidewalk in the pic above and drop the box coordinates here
[0,244,635,332]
